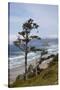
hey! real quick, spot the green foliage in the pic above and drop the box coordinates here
[30,35,41,39]
[30,46,44,52]
[49,54,58,66]
[22,18,39,30]
[28,72,35,78]
[27,64,35,78]
[14,18,39,51]
[28,64,33,73]
[41,50,48,55]
[14,41,20,47]
[18,31,25,37]
[30,46,36,51]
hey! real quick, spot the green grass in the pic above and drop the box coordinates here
[10,55,58,87]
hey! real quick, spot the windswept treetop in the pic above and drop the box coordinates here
[18,18,39,38]
[14,18,40,52]
[22,18,39,30]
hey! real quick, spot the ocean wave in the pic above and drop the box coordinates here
[9,52,37,60]
[9,44,58,69]
[9,54,40,69]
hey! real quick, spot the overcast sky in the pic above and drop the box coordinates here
[8,3,58,44]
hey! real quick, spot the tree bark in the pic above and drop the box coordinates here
[25,30,28,80]
[25,49,28,80]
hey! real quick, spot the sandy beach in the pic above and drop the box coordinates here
[9,57,53,84]
[9,58,38,84]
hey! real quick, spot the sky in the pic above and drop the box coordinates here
[8,2,58,44]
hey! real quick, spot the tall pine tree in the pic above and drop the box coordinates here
[14,18,40,80]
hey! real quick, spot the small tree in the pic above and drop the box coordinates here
[14,18,40,80]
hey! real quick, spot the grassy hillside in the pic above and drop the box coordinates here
[10,54,58,87]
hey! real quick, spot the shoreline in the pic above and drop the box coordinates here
[9,56,54,84]
[9,58,40,84]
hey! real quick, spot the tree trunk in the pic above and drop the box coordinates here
[25,49,27,80]
[25,30,28,80]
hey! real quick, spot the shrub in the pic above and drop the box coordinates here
[28,64,33,73]
[16,74,24,81]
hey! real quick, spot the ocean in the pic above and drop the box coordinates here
[8,38,58,69]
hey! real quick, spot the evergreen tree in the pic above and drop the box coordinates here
[14,18,40,80]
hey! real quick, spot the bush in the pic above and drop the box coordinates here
[49,54,58,66]
[28,72,35,78]
[28,64,33,73]
[16,74,24,81]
